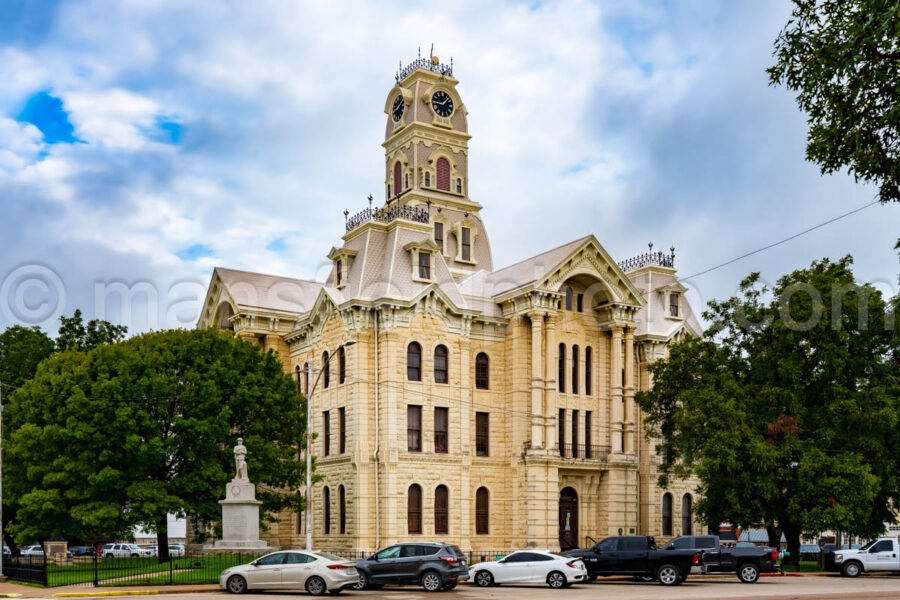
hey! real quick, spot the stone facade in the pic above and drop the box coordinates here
[197,55,702,553]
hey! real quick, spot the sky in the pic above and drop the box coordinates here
[1,0,898,334]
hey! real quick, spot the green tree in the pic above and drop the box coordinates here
[638,257,899,561]
[768,0,900,203]
[56,309,128,352]
[0,326,55,390]
[6,329,305,560]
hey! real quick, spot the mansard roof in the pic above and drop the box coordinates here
[213,267,322,315]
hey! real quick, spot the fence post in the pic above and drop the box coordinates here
[93,551,98,587]
[169,554,173,585]
[42,552,47,587]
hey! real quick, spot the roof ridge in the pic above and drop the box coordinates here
[487,234,593,277]
[215,266,321,285]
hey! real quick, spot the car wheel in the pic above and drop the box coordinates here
[305,576,327,596]
[656,564,681,586]
[842,561,862,578]
[547,571,567,589]
[226,575,248,594]
[105,554,114,559]
[353,571,369,590]
[738,563,760,583]
[421,570,443,592]
[474,570,494,587]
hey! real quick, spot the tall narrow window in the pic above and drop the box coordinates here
[456,178,462,193]
[435,485,449,535]
[295,365,302,394]
[434,345,448,384]
[558,408,566,455]
[475,352,489,389]
[424,171,431,187]
[418,252,431,279]
[407,405,422,452]
[407,342,422,381]
[404,173,408,189]
[338,346,346,384]
[682,494,693,535]
[558,344,566,393]
[339,485,346,534]
[336,259,343,287]
[408,484,422,534]
[460,227,471,261]
[585,411,593,458]
[585,347,593,396]
[338,407,346,454]
[565,286,573,310]
[662,493,673,536]
[434,222,444,251]
[323,410,331,457]
[669,293,679,317]
[475,487,489,534]
[323,487,331,534]
[322,351,330,388]
[303,362,310,395]
[436,157,451,190]
[393,161,401,196]
[434,407,449,454]
[577,293,584,312]
[572,345,580,395]
[475,412,489,457]
[572,409,579,456]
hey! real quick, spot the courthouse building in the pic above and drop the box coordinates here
[198,56,702,553]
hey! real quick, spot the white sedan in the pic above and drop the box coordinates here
[469,550,588,588]
[220,550,357,596]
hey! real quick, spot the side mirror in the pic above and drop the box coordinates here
[252,562,260,568]
[371,555,379,561]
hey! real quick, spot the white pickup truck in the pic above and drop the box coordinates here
[830,538,900,577]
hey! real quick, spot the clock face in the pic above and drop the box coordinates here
[431,91,454,117]
[391,95,405,122]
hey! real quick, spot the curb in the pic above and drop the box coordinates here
[0,594,23,598]
[52,592,159,598]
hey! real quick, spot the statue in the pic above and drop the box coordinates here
[234,438,248,480]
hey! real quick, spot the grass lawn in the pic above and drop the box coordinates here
[40,556,253,587]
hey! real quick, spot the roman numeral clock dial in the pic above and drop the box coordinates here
[431,91,454,117]
[391,95,405,122]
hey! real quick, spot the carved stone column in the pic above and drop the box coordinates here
[529,311,546,449]
[543,312,558,451]
[610,324,624,454]
[623,327,635,454]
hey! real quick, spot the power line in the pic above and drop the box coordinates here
[682,200,880,280]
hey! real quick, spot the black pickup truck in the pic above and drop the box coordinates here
[664,535,779,583]
[564,535,701,586]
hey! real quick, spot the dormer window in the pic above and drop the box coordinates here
[434,222,444,252]
[461,227,471,261]
[327,247,357,290]
[669,293,679,317]
[418,252,431,280]
[336,259,343,287]
[404,239,440,283]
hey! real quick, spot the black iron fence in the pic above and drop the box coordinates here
[560,444,611,460]
[4,555,47,586]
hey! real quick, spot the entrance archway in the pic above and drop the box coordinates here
[559,487,579,551]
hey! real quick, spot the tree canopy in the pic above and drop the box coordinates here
[768,0,900,203]
[56,309,128,352]
[5,329,305,558]
[638,256,899,559]
[0,325,55,390]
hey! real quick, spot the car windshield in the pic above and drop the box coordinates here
[858,540,876,551]
[314,551,345,562]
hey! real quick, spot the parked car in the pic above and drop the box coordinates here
[168,544,185,557]
[354,541,468,592]
[664,534,779,583]
[469,550,588,588]
[101,543,151,558]
[828,538,900,577]
[799,544,821,561]
[564,536,701,586]
[68,546,96,557]
[2,545,10,557]
[220,550,357,595]
[20,545,44,557]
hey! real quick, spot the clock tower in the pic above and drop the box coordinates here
[382,52,492,275]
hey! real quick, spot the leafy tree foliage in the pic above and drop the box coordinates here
[768,0,900,203]
[0,326,54,390]
[6,329,305,559]
[638,257,899,561]
[56,309,128,352]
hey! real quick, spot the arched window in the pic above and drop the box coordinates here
[424,171,431,187]
[558,344,566,393]
[435,485,449,535]
[408,484,422,534]
[475,352,489,390]
[475,487,489,534]
[682,494,693,535]
[662,493,673,536]
[339,485,347,534]
[323,486,331,534]
[585,346,593,396]
[295,365,302,394]
[565,286,573,310]
[572,345,580,395]
[338,346,346,384]
[434,345,448,384]
[456,178,462,193]
[393,161,401,197]
[436,157,451,190]
[407,342,422,381]
[322,351,330,389]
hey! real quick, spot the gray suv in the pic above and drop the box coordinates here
[354,542,468,592]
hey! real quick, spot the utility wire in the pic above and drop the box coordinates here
[682,200,880,280]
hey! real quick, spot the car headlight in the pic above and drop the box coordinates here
[834,554,843,562]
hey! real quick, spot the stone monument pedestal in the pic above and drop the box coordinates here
[214,478,268,550]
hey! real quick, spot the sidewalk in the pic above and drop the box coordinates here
[0,581,218,598]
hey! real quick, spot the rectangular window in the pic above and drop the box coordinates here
[461,227,471,261]
[434,407,449,454]
[434,222,444,251]
[336,259,343,287]
[475,412,489,457]
[323,410,331,457]
[572,409,579,457]
[407,405,422,452]
[585,411,593,458]
[558,408,566,456]
[338,407,346,454]
[670,293,679,317]
[577,293,584,312]
[418,252,431,280]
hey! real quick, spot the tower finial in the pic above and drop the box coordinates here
[418,46,421,59]
[367,194,373,209]
[648,241,653,252]
[430,43,433,59]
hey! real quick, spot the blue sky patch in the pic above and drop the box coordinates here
[17,90,79,144]
[176,243,214,261]
[146,117,183,144]
[266,238,288,253]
